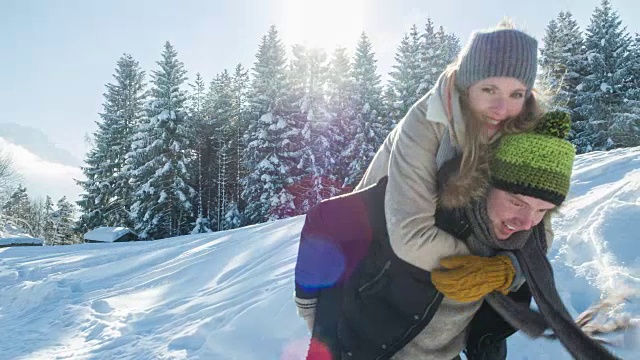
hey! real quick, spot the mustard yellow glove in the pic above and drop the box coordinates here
[431,255,516,303]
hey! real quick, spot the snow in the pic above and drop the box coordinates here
[258,158,275,171]
[260,112,274,125]
[159,160,172,175]
[1,148,640,359]
[157,109,172,122]
[83,227,137,243]
[275,117,287,130]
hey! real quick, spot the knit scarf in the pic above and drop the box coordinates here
[464,200,620,360]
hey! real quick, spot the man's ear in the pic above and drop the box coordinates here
[548,204,562,216]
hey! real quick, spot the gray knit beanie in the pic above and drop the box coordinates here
[455,29,538,90]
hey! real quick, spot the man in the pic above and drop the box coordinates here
[294,111,618,359]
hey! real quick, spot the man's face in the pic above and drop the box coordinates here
[486,188,556,240]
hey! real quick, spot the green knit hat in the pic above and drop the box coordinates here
[491,111,576,206]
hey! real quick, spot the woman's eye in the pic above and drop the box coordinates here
[511,200,523,208]
[482,87,495,94]
[511,92,524,99]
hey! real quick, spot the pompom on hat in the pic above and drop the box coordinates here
[490,111,576,206]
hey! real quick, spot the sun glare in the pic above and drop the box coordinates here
[282,0,365,51]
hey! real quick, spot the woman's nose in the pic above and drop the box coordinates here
[490,98,507,118]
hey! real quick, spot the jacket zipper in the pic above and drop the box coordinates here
[358,261,391,293]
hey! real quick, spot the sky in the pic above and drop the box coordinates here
[1,0,640,160]
[0,146,638,359]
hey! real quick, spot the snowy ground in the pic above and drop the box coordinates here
[1,147,639,359]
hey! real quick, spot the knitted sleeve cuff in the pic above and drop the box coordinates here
[295,296,317,320]
[500,251,526,291]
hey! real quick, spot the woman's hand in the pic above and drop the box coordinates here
[431,255,516,302]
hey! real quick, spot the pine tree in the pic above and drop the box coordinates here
[78,53,146,232]
[441,31,462,68]
[418,19,441,95]
[241,26,298,223]
[387,23,459,130]
[129,42,195,239]
[210,70,235,230]
[3,185,30,221]
[574,0,636,152]
[325,47,355,192]
[51,196,78,245]
[380,85,397,133]
[540,11,585,114]
[388,25,422,123]
[187,73,212,234]
[288,45,338,212]
[221,64,250,229]
[541,17,560,86]
[342,32,385,189]
[222,202,242,229]
[189,73,220,232]
[2,185,32,233]
[42,196,55,245]
[609,33,640,148]
[26,197,46,239]
[418,21,460,96]
[417,20,460,97]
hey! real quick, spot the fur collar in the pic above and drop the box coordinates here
[437,151,490,209]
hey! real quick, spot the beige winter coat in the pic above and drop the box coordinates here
[355,73,474,270]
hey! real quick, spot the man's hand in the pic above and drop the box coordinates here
[431,255,516,302]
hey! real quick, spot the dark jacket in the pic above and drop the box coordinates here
[295,177,534,360]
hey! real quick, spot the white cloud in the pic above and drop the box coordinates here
[0,137,84,202]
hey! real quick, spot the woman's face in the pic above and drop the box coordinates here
[486,188,556,240]
[467,77,528,134]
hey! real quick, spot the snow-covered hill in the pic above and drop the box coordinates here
[1,148,639,359]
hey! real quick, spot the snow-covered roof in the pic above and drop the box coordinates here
[0,237,44,246]
[83,227,137,242]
